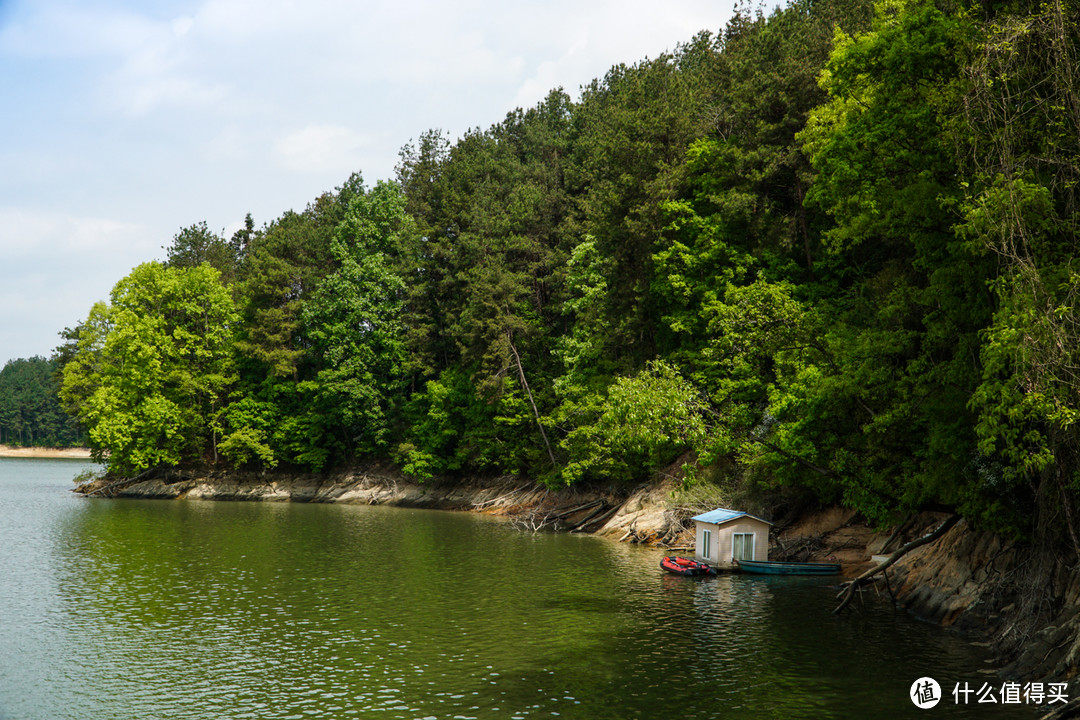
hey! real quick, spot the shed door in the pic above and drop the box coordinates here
[732,532,755,561]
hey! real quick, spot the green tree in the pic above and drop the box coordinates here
[225,174,364,469]
[566,33,726,371]
[782,0,991,523]
[60,262,238,473]
[395,92,575,476]
[958,0,1080,538]
[396,365,533,478]
[164,221,240,283]
[234,174,362,379]
[300,181,412,457]
[559,361,708,485]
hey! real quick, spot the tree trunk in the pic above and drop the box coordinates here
[507,334,559,469]
[794,175,815,281]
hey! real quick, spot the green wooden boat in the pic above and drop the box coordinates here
[736,559,840,575]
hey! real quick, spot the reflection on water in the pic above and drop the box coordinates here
[0,459,1033,719]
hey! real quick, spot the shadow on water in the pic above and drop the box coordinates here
[0,460,1039,719]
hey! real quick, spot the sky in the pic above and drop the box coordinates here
[0,0,735,366]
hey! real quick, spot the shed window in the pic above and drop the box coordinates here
[732,532,755,561]
[701,529,712,560]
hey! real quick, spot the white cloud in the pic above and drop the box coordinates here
[193,0,311,39]
[170,16,195,37]
[0,5,150,58]
[0,0,737,363]
[0,272,95,360]
[0,4,232,116]
[508,0,727,110]
[112,71,229,117]
[0,207,147,258]
[512,37,589,111]
[0,207,158,361]
[103,17,231,116]
[274,124,372,175]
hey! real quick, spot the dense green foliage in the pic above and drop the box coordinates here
[0,357,82,447]
[51,0,1080,538]
[58,263,237,471]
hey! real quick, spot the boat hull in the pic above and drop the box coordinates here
[736,560,840,575]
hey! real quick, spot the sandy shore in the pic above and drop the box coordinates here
[0,444,92,459]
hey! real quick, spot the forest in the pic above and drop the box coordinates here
[0,357,82,447]
[40,0,1080,540]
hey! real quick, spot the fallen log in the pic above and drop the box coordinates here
[571,504,620,533]
[550,499,603,521]
[877,512,917,555]
[567,504,608,532]
[833,514,961,615]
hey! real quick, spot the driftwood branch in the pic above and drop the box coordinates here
[570,504,618,533]
[833,514,961,615]
[84,467,159,497]
[879,514,915,555]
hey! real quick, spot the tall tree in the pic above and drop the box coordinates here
[959,0,1080,536]
[164,221,240,283]
[395,92,574,477]
[566,33,726,372]
[222,175,365,470]
[60,262,237,473]
[301,181,412,457]
[233,173,363,380]
[784,0,991,522]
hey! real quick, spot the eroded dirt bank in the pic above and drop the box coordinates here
[774,507,1080,712]
[74,466,688,544]
[884,520,1080,693]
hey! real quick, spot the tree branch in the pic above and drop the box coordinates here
[833,514,961,614]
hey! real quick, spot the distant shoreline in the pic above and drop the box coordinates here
[0,445,92,459]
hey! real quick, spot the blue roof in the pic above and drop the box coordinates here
[691,508,772,526]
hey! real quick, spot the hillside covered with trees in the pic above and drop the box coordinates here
[53,0,1080,543]
[0,357,82,447]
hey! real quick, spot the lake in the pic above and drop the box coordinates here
[0,458,1037,719]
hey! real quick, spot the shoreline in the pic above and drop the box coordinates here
[72,466,1080,692]
[0,444,92,459]
[72,466,917,578]
[73,468,684,545]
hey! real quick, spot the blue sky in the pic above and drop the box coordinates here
[1,0,735,366]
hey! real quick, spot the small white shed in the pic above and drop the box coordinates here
[691,508,772,568]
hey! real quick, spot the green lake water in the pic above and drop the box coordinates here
[0,458,1040,719]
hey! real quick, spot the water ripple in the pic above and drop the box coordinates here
[0,464,1033,720]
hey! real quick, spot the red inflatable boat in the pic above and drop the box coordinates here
[660,556,718,576]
